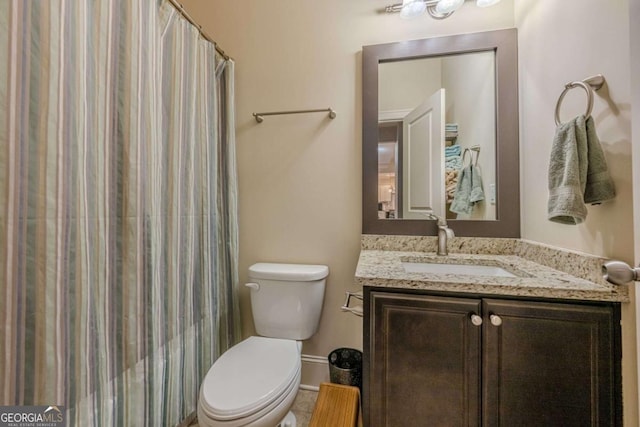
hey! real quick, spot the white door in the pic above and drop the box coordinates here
[402,89,445,219]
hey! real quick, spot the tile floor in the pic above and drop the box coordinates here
[288,389,319,426]
[189,388,318,427]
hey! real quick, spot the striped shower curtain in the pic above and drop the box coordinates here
[0,1,240,425]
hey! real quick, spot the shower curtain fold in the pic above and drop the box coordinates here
[0,0,240,425]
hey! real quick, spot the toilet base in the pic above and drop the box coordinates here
[278,411,296,427]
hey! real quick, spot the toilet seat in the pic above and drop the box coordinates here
[199,336,301,425]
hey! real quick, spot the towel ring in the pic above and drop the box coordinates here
[554,74,605,126]
[462,149,472,168]
[461,148,479,168]
[554,81,593,126]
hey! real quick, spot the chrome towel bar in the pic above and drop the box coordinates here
[252,108,336,123]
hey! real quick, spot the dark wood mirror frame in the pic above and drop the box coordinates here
[362,28,520,237]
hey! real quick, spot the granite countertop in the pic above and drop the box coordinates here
[355,237,629,302]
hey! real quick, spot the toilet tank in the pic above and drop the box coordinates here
[247,263,328,340]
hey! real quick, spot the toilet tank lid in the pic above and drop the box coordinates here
[249,263,329,281]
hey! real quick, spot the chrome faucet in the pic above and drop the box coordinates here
[426,213,455,256]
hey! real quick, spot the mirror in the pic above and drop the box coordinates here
[362,29,520,237]
[378,51,496,221]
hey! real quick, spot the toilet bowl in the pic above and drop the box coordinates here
[198,337,301,427]
[197,263,328,427]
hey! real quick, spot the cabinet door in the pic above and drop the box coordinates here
[366,291,482,427]
[482,299,620,427]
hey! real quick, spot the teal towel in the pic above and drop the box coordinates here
[445,145,461,157]
[450,166,472,215]
[584,116,615,204]
[446,156,462,170]
[469,165,485,203]
[548,115,588,224]
[548,115,615,224]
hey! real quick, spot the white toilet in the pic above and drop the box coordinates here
[197,262,328,427]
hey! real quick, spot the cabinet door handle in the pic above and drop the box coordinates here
[490,314,503,326]
[470,314,483,326]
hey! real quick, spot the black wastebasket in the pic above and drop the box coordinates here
[328,348,362,390]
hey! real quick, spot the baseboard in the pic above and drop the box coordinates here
[300,354,329,390]
[299,384,320,392]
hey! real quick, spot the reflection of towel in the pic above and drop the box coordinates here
[445,169,459,203]
[547,115,615,224]
[584,116,615,204]
[450,166,472,214]
[445,145,461,157]
[446,156,462,170]
[470,165,485,203]
[451,165,484,214]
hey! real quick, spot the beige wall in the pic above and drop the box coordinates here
[515,1,637,425]
[181,0,637,420]
[630,0,640,415]
[179,0,514,366]
[516,0,633,260]
[379,58,443,112]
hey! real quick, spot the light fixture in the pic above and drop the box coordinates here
[435,0,465,14]
[476,0,501,7]
[400,0,427,19]
[385,0,501,20]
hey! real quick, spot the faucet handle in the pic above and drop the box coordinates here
[424,212,439,221]
[424,212,446,225]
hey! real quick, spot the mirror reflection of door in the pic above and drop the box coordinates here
[402,88,445,219]
[378,51,497,221]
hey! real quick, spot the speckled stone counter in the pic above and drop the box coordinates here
[356,236,629,302]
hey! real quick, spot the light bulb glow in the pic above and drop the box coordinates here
[400,0,427,18]
[435,0,465,14]
[476,0,501,7]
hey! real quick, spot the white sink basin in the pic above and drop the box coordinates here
[402,261,517,278]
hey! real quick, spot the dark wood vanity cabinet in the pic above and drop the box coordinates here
[367,293,483,426]
[364,290,622,427]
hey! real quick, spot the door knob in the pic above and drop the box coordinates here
[490,314,503,326]
[470,314,483,326]
[602,261,640,285]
